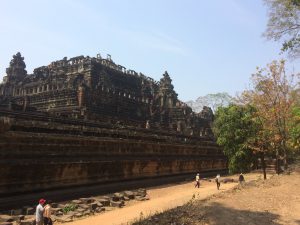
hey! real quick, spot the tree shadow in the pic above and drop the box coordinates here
[132,202,282,225]
[200,202,281,225]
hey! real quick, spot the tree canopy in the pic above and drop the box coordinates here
[213,104,258,174]
[264,0,300,58]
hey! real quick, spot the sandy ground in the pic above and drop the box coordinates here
[132,165,300,225]
[61,173,261,225]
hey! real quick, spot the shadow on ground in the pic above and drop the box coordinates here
[132,202,281,225]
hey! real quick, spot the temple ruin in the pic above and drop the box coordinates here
[0,53,227,205]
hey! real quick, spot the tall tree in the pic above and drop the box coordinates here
[186,92,232,113]
[241,60,299,170]
[213,104,258,174]
[264,0,300,58]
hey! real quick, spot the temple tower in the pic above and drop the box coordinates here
[158,71,178,108]
[6,52,27,83]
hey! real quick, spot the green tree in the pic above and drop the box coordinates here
[213,104,258,174]
[241,60,298,170]
[187,92,232,113]
[290,107,300,148]
[263,0,300,58]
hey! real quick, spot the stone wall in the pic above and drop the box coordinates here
[0,113,227,196]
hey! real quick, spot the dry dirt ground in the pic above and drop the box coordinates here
[133,165,300,225]
[61,162,300,225]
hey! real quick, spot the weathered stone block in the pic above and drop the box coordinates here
[95,207,105,213]
[19,219,34,225]
[51,208,62,214]
[79,198,93,204]
[112,192,124,202]
[124,191,135,199]
[135,196,150,201]
[110,200,124,208]
[56,215,73,223]
[136,188,147,197]
[0,222,13,225]
[89,203,97,211]
[75,208,85,213]
[23,207,34,215]
[50,203,58,208]
[0,215,14,223]
[10,209,23,216]
[97,199,110,206]
[71,200,82,204]
[78,204,90,210]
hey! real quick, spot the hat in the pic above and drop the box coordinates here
[39,199,46,204]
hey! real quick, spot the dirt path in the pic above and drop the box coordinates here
[130,165,300,225]
[63,173,261,225]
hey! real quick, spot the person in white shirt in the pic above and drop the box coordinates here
[195,173,200,188]
[35,199,46,225]
[215,174,221,190]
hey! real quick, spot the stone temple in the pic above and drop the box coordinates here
[0,53,226,207]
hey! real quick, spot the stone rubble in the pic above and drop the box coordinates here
[0,188,149,224]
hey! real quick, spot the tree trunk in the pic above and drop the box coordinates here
[276,148,280,175]
[282,140,288,170]
[276,155,280,175]
[261,152,267,180]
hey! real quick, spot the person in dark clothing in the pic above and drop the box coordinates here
[239,173,245,184]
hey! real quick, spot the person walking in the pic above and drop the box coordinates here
[195,173,200,188]
[35,199,46,225]
[215,174,221,190]
[43,201,52,225]
[239,173,245,184]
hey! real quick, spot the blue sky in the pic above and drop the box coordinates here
[0,0,299,101]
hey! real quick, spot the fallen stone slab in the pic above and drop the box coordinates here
[135,196,150,201]
[110,200,124,208]
[94,201,103,208]
[112,192,124,201]
[51,208,63,214]
[79,198,94,204]
[97,198,110,206]
[0,222,13,225]
[83,210,92,216]
[10,209,23,216]
[75,208,85,213]
[0,215,14,223]
[73,213,83,218]
[103,207,114,211]
[124,191,135,199]
[19,219,34,225]
[56,215,73,223]
[78,204,90,210]
[50,203,58,208]
[95,207,105,213]
[23,207,34,215]
[136,188,147,197]
[57,204,65,209]
[71,200,82,205]
[89,203,98,211]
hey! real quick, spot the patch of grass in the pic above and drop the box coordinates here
[62,204,77,214]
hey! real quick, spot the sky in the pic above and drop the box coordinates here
[0,0,299,102]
